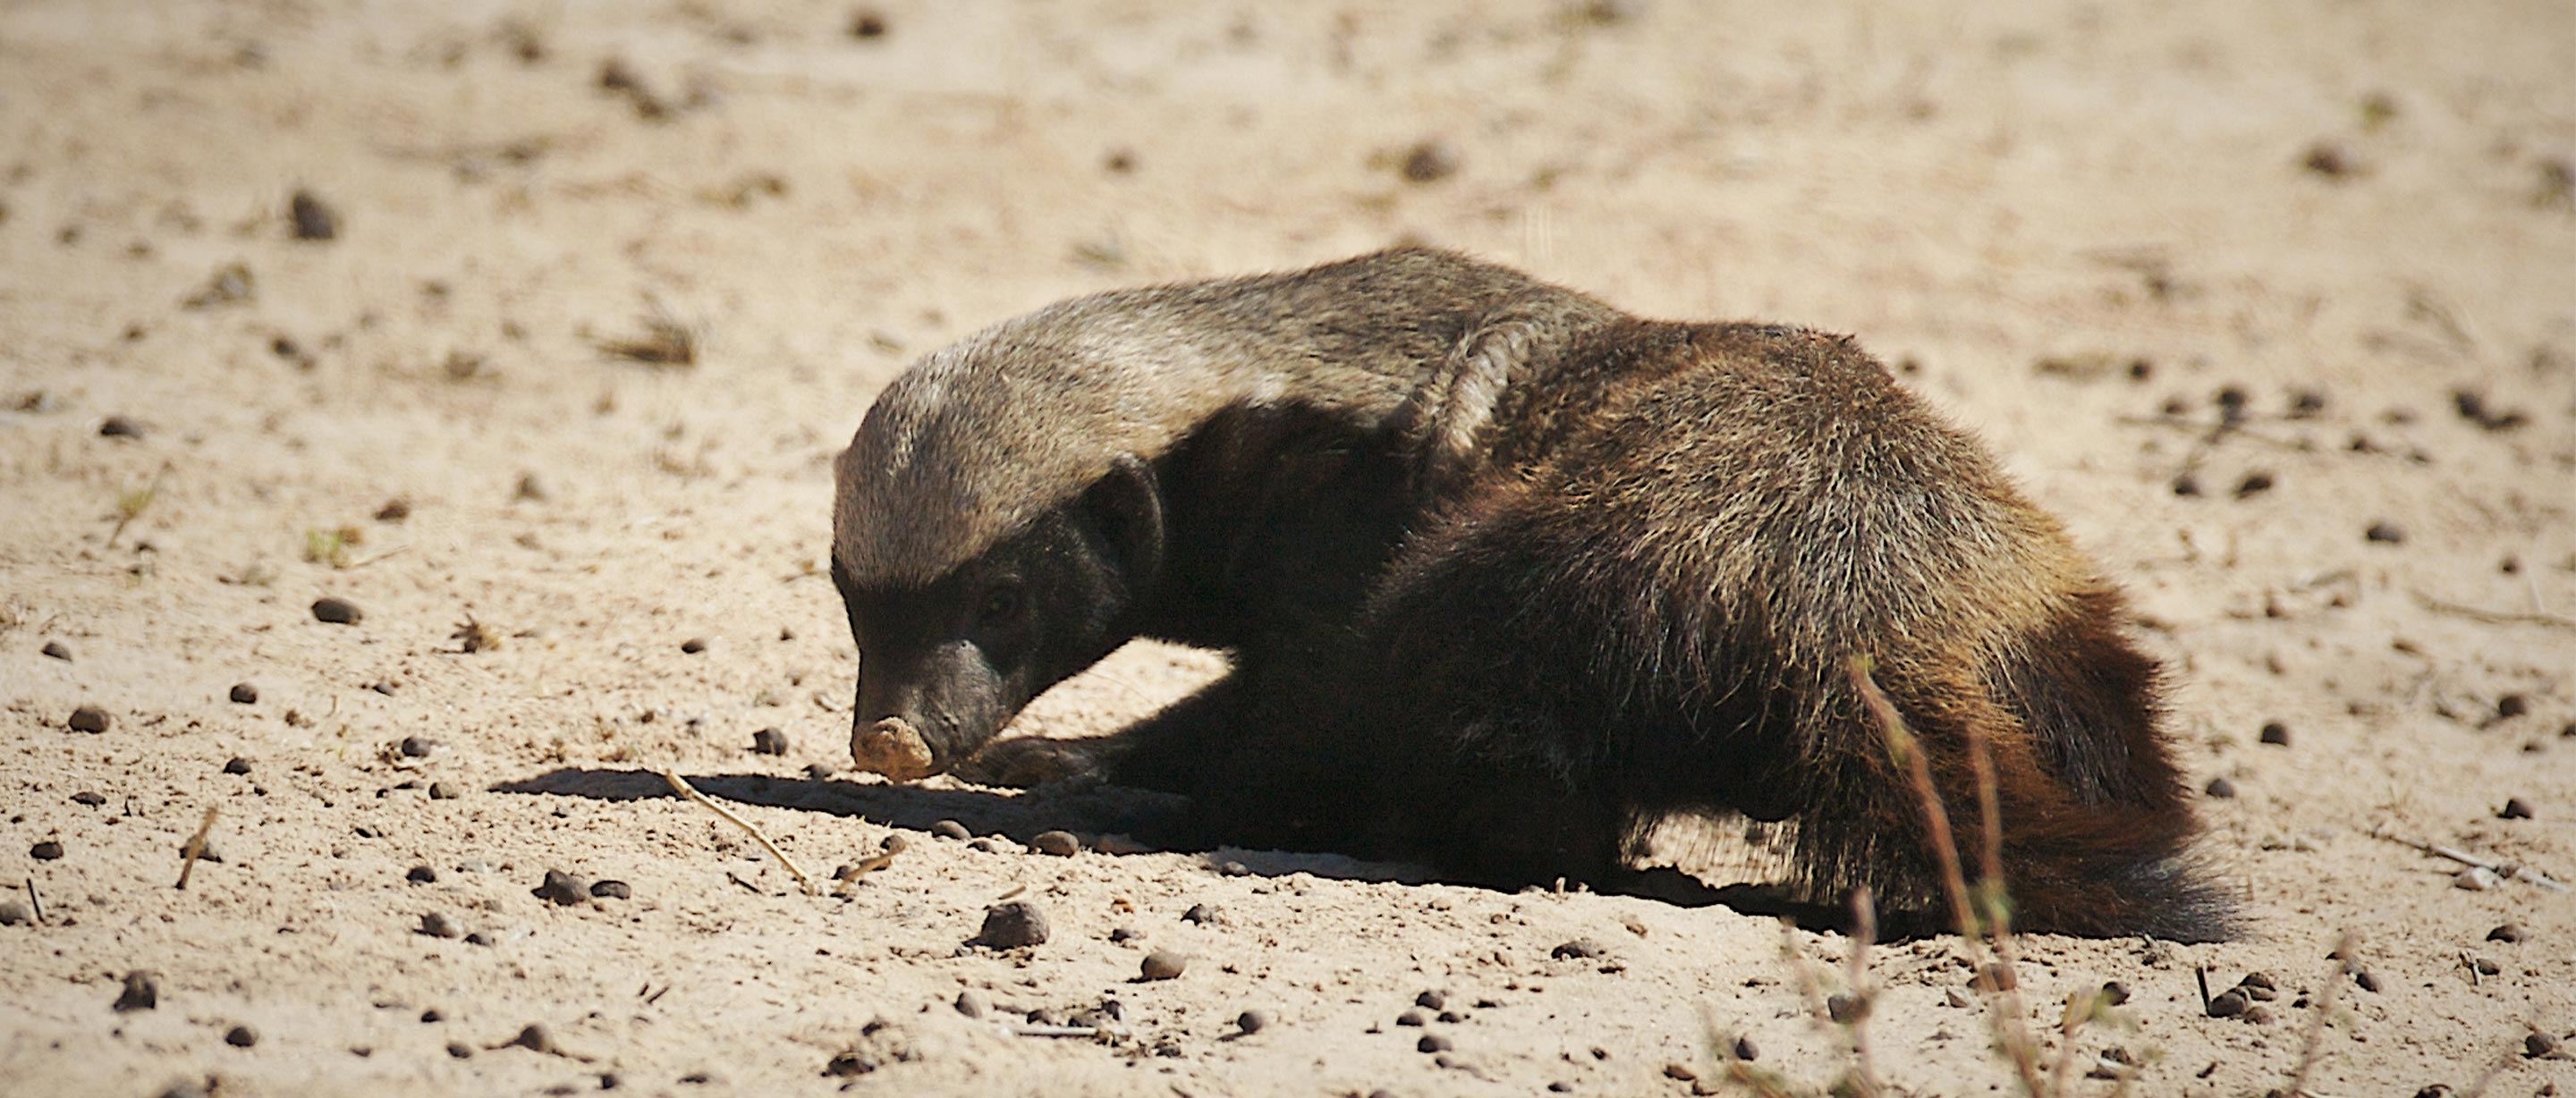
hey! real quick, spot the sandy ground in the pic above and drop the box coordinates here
[4,1,2573,1095]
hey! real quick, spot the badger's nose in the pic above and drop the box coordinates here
[851,716,939,781]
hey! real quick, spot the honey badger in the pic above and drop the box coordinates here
[832,247,2231,941]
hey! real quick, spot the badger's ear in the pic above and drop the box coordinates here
[1083,453,1165,592]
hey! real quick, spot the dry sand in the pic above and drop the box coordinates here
[3,2,2572,1095]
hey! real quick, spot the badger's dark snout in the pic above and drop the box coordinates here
[848,642,1010,781]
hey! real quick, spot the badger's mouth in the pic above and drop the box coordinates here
[851,716,940,781]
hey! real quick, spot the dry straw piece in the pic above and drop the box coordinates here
[661,769,818,895]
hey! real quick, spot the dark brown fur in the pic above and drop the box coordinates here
[832,249,2233,941]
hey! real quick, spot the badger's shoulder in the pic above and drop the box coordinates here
[833,248,1621,587]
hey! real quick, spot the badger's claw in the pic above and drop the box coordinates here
[952,736,1110,788]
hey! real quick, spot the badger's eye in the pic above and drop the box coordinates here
[977,584,1023,625]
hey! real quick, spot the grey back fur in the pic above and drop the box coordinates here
[834,249,1621,587]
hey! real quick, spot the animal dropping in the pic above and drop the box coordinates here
[827,249,2233,940]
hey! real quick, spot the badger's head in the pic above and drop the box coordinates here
[830,321,1181,781]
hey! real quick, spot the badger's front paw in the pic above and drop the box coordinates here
[953,736,1113,788]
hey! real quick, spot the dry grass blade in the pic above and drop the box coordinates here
[661,769,817,895]
[2284,930,2359,1095]
[596,296,699,367]
[175,806,219,890]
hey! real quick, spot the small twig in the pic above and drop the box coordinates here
[2411,591,2576,632]
[25,877,42,923]
[2373,830,2569,891]
[663,769,818,895]
[1005,1023,1106,1038]
[2286,931,2359,1095]
[175,806,219,890]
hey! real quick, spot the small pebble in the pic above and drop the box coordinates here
[1398,140,1459,182]
[1415,990,1446,1009]
[97,415,146,438]
[2364,521,2405,545]
[464,932,493,947]
[1417,1034,1453,1053]
[1030,831,1080,857]
[30,840,64,861]
[1182,903,1222,925]
[533,869,588,906]
[446,1042,472,1060]
[1550,939,1605,960]
[2243,1005,2275,1026]
[40,641,71,661]
[750,728,787,755]
[72,791,106,807]
[67,706,110,733]
[1396,1009,1428,1026]
[2498,798,2534,820]
[0,900,30,925]
[803,763,837,780]
[420,1009,442,1023]
[2471,957,2500,976]
[1108,926,1142,943]
[228,683,258,704]
[1139,949,1188,981]
[2355,970,2381,992]
[1826,994,1860,1023]
[1236,1009,1271,1035]
[2487,923,2525,943]
[507,1024,562,1054]
[428,781,460,800]
[2233,472,2275,499]
[2171,473,2200,497]
[589,879,631,900]
[2100,981,2131,1006]
[2239,972,2278,994]
[419,912,461,939]
[407,865,436,883]
[679,638,708,655]
[397,736,435,757]
[2204,776,2237,798]
[1732,1035,1759,1061]
[953,991,986,1018]
[930,819,970,840]
[311,597,363,624]
[288,189,338,241]
[880,834,909,854]
[225,1025,258,1048]
[2529,1032,2561,1059]
[2258,722,2291,747]
[975,901,1049,949]
[2498,695,2530,719]
[114,971,159,1011]
[222,757,250,775]
[2205,988,2249,1018]
[2455,866,2502,891]
[1217,860,1250,876]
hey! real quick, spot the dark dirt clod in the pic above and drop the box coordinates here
[1826,994,1860,1023]
[373,498,411,522]
[97,415,146,438]
[2497,694,2530,719]
[446,1042,472,1059]
[750,728,787,755]
[464,932,494,947]
[953,991,986,1018]
[407,865,436,883]
[1236,1009,1271,1034]
[2364,521,2405,545]
[1415,990,1445,1009]
[849,7,888,38]
[2205,988,2248,1018]
[30,840,64,860]
[2470,957,2500,976]
[288,190,338,241]
[40,640,71,661]
[2233,472,2275,499]
[222,757,250,775]
[974,901,1049,950]
[428,781,461,800]
[72,791,106,807]
[67,706,110,733]
[1417,1034,1453,1053]
[228,683,258,704]
[1436,1009,1463,1023]
[1217,860,1250,876]
[2214,385,2250,423]
[930,819,970,840]
[2286,389,2327,418]
[1182,903,1222,925]
[397,736,435,757]
[1109,926,1141,943]
[2237,971,2278,993]
[2171,473,2200,497]
[1398,140,1458,183]
[2527,1032,2561,1059]
[225,1025,258,1047]
[1550,939,1605,960]
[311,597,363,624]
[680,638,708,654]
[2498,798,2534,820]
[804,762,838,780]
[2301,142,2357,178]
[507,1023,563,1054]
[589,880,631,900]
[1396,1009,1427,1026]
[1139,949,1188,981]
[2487,923,2525,943]
[1733,1035,1759,1061]
[114,970,158,1011]
[1030,830,1080,857]
[419,912,460,938]
[534,869,589,906]
[0,900,30,925]
[2258,722,2291,747]
[2355,970,2381,992]
[2204,776,2237,798]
